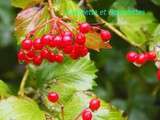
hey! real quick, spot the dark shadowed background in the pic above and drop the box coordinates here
[0,0,160,119]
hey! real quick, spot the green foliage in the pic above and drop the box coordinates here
[111,0,136,9]
[0,96,45,120]
[54,0,86,23]
[0,80,11,97]
[116,13,158,47]
[63,92,125,120]
[28,56,97,89]
[0,0,14,47]
[151,0,160,6]
[11,0,44,9]
[0,0,160,120]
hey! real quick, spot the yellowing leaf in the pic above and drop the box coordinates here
[15,6,51,44]
[86,32,112,51]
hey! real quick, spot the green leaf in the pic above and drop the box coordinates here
[29,56,97,90]
[15,6,51,44]
[54,0,86,23]
[64,92,125,120]
[151,0,160,6]
[149,24,160,59]
[116,12,158,47]
[0,80,11,98]
[111,0,136,9]
[11,0,44,9]
[0,96,45,120]
[149,25,160,49]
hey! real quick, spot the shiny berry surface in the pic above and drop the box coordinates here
[41,34,53,46]
[17,51,25,61]
[126,51,138,63]
[79,23,91,33]
[55,54,64,63]
[100,30,111,41]
[62,35,72,46]
[33,38,43,50]
[82,109,92,120]
[21,39,32,50]
[48,92,59,103]
[135,54,147,64]
[146,51,156,61]
[33,55,42,65]
[89,98,101,111]
[75,33,86,45]
[62,31,73,37]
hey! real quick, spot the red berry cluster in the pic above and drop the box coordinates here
[126,51,160,81]
[17,22,112,65]
[82,98,101,120]
[126,51,156,65]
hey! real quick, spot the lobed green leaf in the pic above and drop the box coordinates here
[0,96,45,120]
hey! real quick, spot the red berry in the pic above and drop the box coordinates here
[55,54,64,63]
[41,34,53,46]
[157,69,160,81]
[62,35,72,46]
[54,35,63,48]
[126,51,138,63]
[33,38,43,50]
[79,23,91,33]
[82,109,92,120]
[146,51,156,61]
[17,51,25,61]
[21,39,32,50]
[70,47,79,59]
[75,33,86,45]
[48,92,59,103]
[63,45,73,54]
[89,98,101,111]
[24,55,31,64]
[48,52,55,62]
[49,36,55,47]
[33,55,42,65]
[62,31,73,38]
[40,49,49,59]
[100,30,111,41]
[79,47,88,57]
[135,53,147,64]
[26,50,35,59]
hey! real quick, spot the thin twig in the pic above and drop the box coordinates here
[18,69,29,96]
[79,0,85,6]
[74,112,81,120]
[48,0,56,18]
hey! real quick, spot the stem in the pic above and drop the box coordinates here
[152,83,160,96]
[79,0,85,6]
[26,18,55,38]
[86,3,141,49]
[61,105,64,120]
[74,112,81,120]
[48,0,56,18]
[18,69,29,96]
[58,101,64,120]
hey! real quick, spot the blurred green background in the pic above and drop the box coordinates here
[0,0,160,120]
